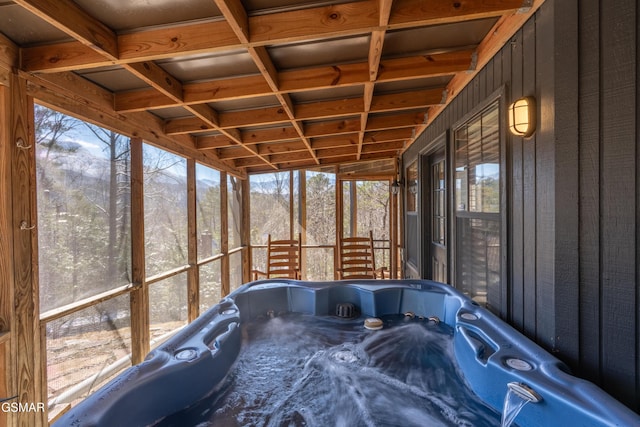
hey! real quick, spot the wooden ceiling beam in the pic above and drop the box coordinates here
[278,62,369,92]
[165,117,210,135]
[218,145,258,160]
[369,0,394,81]
[257,140,310,156]
[0,30,19,85]
[114,89,175,113]
[165,86,444,135]
[249,0,379,45]
[186,103,220,128]
[294,97,364,120]
[20,0,520,73]
[366,111,426,130]
[361,140,406,153]
[195,134,236,150]
[24,71,245,177]
[388,0,527,29]
[213,0,250,44]
[245,153,398,174]
[118,21,240,62]
[365,0,394,161]
[304,118,362,138]
[359,150,401,161]
[269,151,314,164]
[21,20,241,72]
[114,50,471,113]
[165,107,290,135]
[377,49,475,80]
[370,87,445,113]
[364,127,413,142]
[14,0,118,60]
[183,75,272,104]
[216,0,323,167]
[241,126,300,144]
[119,0,279,170]
[21,41,112,73]
[358,82,375,159]
[311,134,360,150]
[12,0,267,170]
[249,50,319,163]
[219,106,290,128]
[319,155,358,165]
[245,164,284,174]
[123,61,183,103]
[10,0,539,175]
[234,156,270,168]
[316,146,358,158]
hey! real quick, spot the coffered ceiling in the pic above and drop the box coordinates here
[0,0,538,175]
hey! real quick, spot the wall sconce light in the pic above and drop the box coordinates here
[390,179,401,195]
[508,96,536,138]
[408,181,418,195]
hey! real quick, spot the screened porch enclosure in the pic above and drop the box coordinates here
[9,1,614,425]
[32,104,401,417]
[249,170,400,282]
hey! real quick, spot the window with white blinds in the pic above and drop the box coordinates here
[454,100,501,309]
[455,102,500,214]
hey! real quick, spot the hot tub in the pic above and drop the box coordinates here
[54,280,639,426]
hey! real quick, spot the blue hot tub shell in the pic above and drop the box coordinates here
[54,279,640,427]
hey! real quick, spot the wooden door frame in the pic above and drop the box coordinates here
[419,132,450,281]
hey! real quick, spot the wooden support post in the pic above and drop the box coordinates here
[289,170,294,239]
[129,138,149,365]
[298,170,307,280]
[390,179,398,279]
[220,172,230,296]
[241,178,251,283]
[8,72,46,426]
[186,159,199,322]
[0,74,16,427]
[335,166,342,280]
[349,181,357,238]
[398,166,405,279]
[0,336,10,427]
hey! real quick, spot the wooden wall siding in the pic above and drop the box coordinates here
[403,0,640,411]
[577,0,639,409]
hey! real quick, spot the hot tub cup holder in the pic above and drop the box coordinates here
[505,357,534,372]
[460,312,479,321]
[175,348,198,361]
[364,317,383,330]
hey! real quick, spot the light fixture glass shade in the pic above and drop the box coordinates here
[390,180,400,195]
[408,182,418,195]
[508,96,536,137]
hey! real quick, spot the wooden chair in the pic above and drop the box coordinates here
[252,234,302,280]
[338,230,386,279]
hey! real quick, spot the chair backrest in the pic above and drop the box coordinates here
[265,233,301,279]
[338,230,376,279]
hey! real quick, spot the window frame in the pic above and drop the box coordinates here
[450,87,508,315]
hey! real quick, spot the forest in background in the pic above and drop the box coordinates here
[34,104,392,406]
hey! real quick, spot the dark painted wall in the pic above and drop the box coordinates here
[403,0,639,412]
